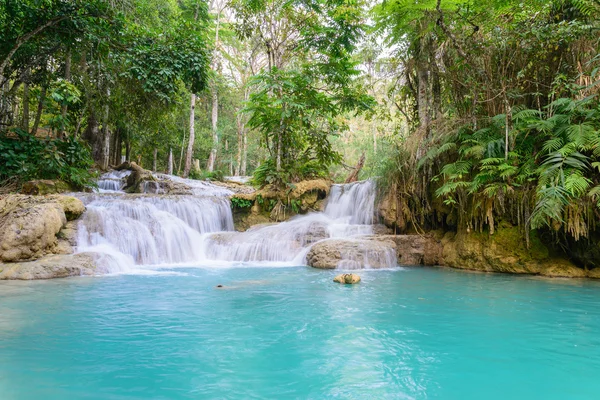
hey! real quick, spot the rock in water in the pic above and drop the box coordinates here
[306,238,397,269]
[0,253,98,280]
[333,274,361,284]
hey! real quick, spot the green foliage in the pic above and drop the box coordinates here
[230,196,253,209]
[0,129,95,188]
[250,158,329,187]
[188,168,225,182]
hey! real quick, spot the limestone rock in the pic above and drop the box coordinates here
[0,195,84,262]
[306,238,396,269]
[366,234,443,266]
[0,199,66,262]
[0,253,97,280]
[333,273,361,284]
[47,195,85,220]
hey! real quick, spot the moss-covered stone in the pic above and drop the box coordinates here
[231,179,332,230]
[21,179,71,195]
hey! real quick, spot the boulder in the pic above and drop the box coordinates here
[47,195,85,220]
[364,234,443,266]
[0,253,97,280]
[333,273,361,284]
[0,200,66,262]
[115,162,156,193]
[306,238,397,269]
[0,195,84,262]
[21,179,71,195]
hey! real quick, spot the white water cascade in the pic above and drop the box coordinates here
[75,177,395,272]
[202,180,388,265]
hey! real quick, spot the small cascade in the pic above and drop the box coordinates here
[324,180,376,225]
[97,170,131,192]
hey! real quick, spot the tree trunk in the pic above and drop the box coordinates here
[235,113,243,176]
[21,82,29,131]
[153,147,158,171]
[417,66,429,132]
[83,110,102,163]
[168,148,173,175]
[345,153,365,183]
[126,140,131,162]
[58,49,71,138]
[183,93,196,177]
[30,84,47,136]
[241,128,248,176]
[101,96,110,170]
[207,88,218,171]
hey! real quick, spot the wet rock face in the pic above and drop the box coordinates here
[306,238,397,269]
[333,273,361,284]
[0,195,84,262]
[0,253,97,280]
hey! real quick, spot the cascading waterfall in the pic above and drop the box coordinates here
[97,170,132,192]
[76,177,394,272]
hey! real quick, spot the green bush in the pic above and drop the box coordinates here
[0,129,96,189]
[188,168,225,182]
[231,197,253,209]
[250,158,329,187]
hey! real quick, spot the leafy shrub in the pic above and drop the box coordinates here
[231,197,253,209]
[188,168,225,182]
[0,129,95,189]
[250,158,329,187]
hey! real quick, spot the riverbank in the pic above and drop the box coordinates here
[1,169,597,280]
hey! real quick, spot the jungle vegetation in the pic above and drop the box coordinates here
[1,0,599,249]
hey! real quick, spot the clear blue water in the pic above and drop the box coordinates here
[1,266,600,399]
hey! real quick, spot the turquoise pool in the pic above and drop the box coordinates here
[1,266,600,399]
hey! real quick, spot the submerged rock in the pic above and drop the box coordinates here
[306,238,397,269]
[0,253,98,280]
[333,273,361,284]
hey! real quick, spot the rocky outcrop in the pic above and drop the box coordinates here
[0,194,84,262]
[231,179,332,229]
[440,227,587,277]
[363,234,443,266]
[115,162,157,193]
[333,273,361,284]
[306,238,397,269]
[0,252,98,280]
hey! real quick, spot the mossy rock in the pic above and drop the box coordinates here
[21,180,71,195]
[442,226,553,274]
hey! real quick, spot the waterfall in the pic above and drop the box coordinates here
[202,180,388,266]
[75,192,234,269]
[324,180,376,225]
[97,170,131,192]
